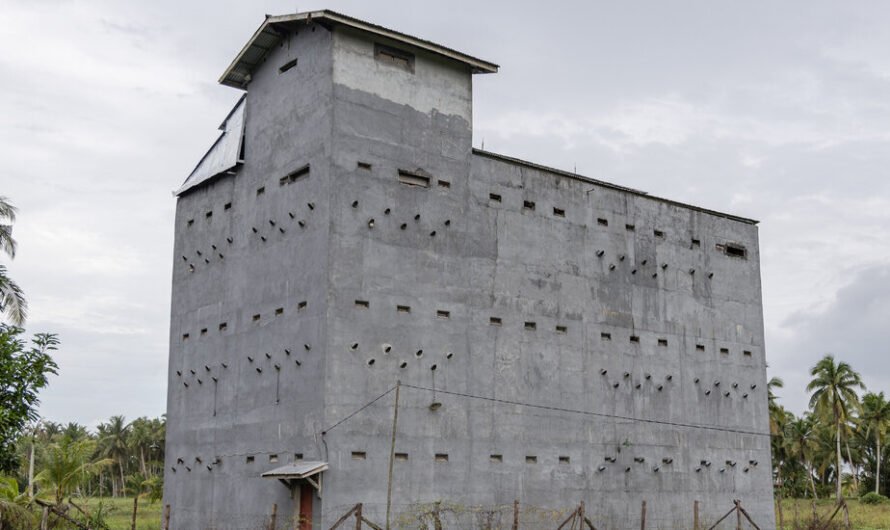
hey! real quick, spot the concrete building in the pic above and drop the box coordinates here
[165,11,773,529]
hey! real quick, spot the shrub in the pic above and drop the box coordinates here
[859,492,889,505]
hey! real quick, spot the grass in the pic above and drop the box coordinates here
[777,498,890,530]
[75,497,163,530]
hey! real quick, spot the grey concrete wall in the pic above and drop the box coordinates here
[165,19,774,530]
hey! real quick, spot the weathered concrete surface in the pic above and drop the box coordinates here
[165,16,774,530]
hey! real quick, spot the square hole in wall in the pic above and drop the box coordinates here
[559,456,570,464]
[298,301,307,311]
[629,335,640,343]
[437,310,450,319]
[434,453,449,462]
[692,238,701,247]
[743,350,752,357]
[224,202,232,210]
[597,218,609,227]
[723,243,748,259]
[355,300,370,309]
[275,307,284,316]
[438,180,451,189]
[696,344,706,352]
[555,325,567,334]
[523,200,536,211]
[397,169,430,188]
[524,321,536,330]
[187,219,194,227]
[601,332,612,341]
[395,453,408,461]
[294,453,303,461]
[489,316,502,326]
[525,456,537,464]
[256,187,265,197]
[219,322,227,331]
[182,333,190,341]
[654,230,665,238]
[396,305,411,313]
[252,314,261,322]
[200,328,208,336]
[625,224,635,231]
[490,454,503,463]
[720,348,730,355]
[489,193,502,203]
[246,456,255,464]
[658,339,668,347]
[357,161,373,170]
[351,451,367,460]
[269,454,278,463]
[205,210,213,219]
[553,207,565,218]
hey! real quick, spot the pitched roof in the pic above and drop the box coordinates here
[220,10,499,89]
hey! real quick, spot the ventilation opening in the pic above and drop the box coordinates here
[275,307,284,316]
[525,456,537,464]
[597,218,609,227]
[555,325,567,334]
[600,332,612,341]
[219,322,227,331]
[282,165,310,185]
[355,300,370,309]
[489,193,502,203]
[438,180,451,189]
[722,243,748,259]
[187,219,194,227]
[559,456,570,464]
[553,207,565,217]
[743,350,752,357]
[269,454,279,463]
[720,348,730,355]
[246,456,254,464]
[399,361,408,369]
[696,344,706,352]
[625,224,635,231]
[654,230,665,238]
[252,314,261,322]
[182,333,190,341]
[395,453,408,461]
[489,317,502,326]
[224,202,232,210]
[351,452,366,460]
[397,169,430,188]
[658,339,668,347]
[205,211,213,219]
[437,310,450,319]
[375,43,414,72]
[415,349,423,358]
[294,453,304,461]
[357,161,372,170]
[524,321,537,330]
[298,301,307,311]
[692,238,701,247]
[396,305,411,313]
[490,454,503,463]
[279,58,298,73]
[434,453,449,462]
[523,200,535,211]
[200,328,208,336]
[256,187,265,196]
[629,335,640,343]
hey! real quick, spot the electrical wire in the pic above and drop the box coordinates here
[321,385,396,435]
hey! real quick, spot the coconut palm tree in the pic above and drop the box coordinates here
[807,354,865,500]
[860,392,890,495]
[787,415,819,498]
[35,437,111,504]
[768,376,785,435]
[0,196,26,326]
[97,415,130,497]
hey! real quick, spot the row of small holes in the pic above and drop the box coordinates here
[186,202,232,228]
[181,302,307,341]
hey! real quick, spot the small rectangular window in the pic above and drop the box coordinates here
[601,332,612,341]
[743,350,752,357]
[489,193,502,203]
[182,333,190,341]
[723,243,748,259]
[355,300,370,309]
[375,43,415,73]
[658,338,668,347]
[555,325,567,334]
[629,335,640,343]
[654,230,665,238]
[219,322,227,331]
[252,314,261,322]
[298,301,307,311]
[692,238,701,247]
[524,321,536,330]
[395,453,409,461]
[696,344,706,352]
[396,305,411,313]
[490,454,503,463]
[200,328,208,336]
[397,169,430,188]
[489,317,502,326]
[187,219,194,227]
[269,454,278,463]
[279,58,298,73]
[597,218,609,227]
[256,187,265,196]
[357,161,373,170]
[523,200,536,211]
[434,453,449,462]
[224,202,232,210]
[294,453,303,461]
[525,456,537,464]
[553,207,565,217]
[625,224,635,231]
[205,211,213,219]
[437,310,450,319]
[275,307,284,316]
[284,165,310,184]
[438,180,451,189]
[720,348,730,355]
[351,451,367,460]
[246,456,255,464]
[559,456,570,464]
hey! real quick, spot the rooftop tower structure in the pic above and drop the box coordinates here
[165,11,773,529]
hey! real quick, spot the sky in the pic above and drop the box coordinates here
[2,0,890,427]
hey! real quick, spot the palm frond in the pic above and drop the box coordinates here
[0,265,27,326]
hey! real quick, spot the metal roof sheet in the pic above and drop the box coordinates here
[175,95,246,196]
[220,10,498,89]
[261,461,328,479]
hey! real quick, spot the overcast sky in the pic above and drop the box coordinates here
[3,0,889,427]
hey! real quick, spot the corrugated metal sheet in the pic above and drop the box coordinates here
[176,96,246,196]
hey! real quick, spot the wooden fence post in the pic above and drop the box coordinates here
[354,503,363,530]
[811,501,817,522]
[843,501,850,530]
[776,496,783,530]
[640,500,646,530]
[513,500,519,530]
[735,500,741,530]
[269,503,278,530]
[163,505,171,530]
[693,500,699,530]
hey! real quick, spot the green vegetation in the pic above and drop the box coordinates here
[777,498,890,529]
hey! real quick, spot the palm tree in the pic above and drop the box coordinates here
[768,376,785,435]
[807,354,865,500]
[787,415,819,498]
[0,196,26,326]
[34,437,111,504]
[97,415,130,497]
[861,392,890,495]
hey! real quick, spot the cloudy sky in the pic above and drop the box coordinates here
[3,0,889,426]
